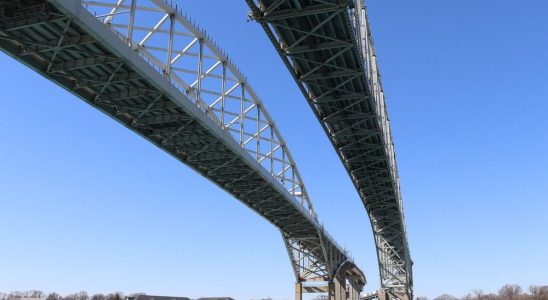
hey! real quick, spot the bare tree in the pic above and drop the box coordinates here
[473,289,486,300]
[463,293,475,300]
[12,291,44,299]
[499,285,522,300]
[91,294,105,300]
[29,291,44,298]
[434,294,459,300]
[64,293,76,300]
[76,292,89,300]
[105,293,123,300]
[483,294,500,300]
[46,293,61,300]
[8,291,24,299]
[529,286,548,300]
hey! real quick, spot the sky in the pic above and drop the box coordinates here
[0,1,547,299]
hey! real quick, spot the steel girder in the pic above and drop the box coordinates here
[0,0,365,291]
[245,0,413,299]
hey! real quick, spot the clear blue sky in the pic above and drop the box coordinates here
[1,1,547,299]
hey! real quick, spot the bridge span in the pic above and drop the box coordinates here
[0,0,365,298]
[245,0,413,299]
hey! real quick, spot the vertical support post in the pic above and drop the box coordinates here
[348,285,355,300]
[127,0,137,46]
[257,107,261,160]
[378,290,388,300]
[281,149,286,185]
[330,275,346,300]
[329,281,336,300]
[291,164,296,196]
[341,279,348,300]
[221,61,226,128]
[270,126,274,174]
[165,13,175,78]
[240,83,245,145]
[197,38,204,102]
[295,282,303,300]
[348,285,359,300]
[339,277,346,300]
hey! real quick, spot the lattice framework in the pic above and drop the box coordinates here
[245,0,413,298]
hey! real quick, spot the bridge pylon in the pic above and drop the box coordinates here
[289,250,365,300]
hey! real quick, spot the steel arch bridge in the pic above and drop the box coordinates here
[245,0,413,299]
[0,0,365,299]
[0,0,413,299]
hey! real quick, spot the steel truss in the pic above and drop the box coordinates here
[245,0,413,299]
[0,0,365,295]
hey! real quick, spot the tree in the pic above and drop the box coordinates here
[463,293,475,300]
[529,286,548,300]
[434,294,459,300]
[76,292,89,300]
[17,291,45,298]
[64,293,76,300]
[473,289,486,300]
[105,293,123,300]
[91,294,105,300]
[46,293,61,300]
[8,291,24,299]
[65,291,88,300]
[499,285,522,300]
[416,297,430,300]
[483,293,500,300]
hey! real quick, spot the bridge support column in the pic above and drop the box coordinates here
[295,283,302,300]
[348,284,359,300]
[378,290,388,300]
[329,275,346,300]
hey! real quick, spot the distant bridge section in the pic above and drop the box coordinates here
[0,0,364,298]
[245,0,413,299]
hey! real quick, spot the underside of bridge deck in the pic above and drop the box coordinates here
[244,0,413,299]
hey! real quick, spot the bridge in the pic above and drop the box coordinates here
[245,1,413,299]
[0,1,410,300]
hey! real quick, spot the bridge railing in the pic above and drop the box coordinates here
[81,0,317,218]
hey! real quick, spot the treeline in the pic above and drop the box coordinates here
[418,284,548,300]
[0,291,127,300]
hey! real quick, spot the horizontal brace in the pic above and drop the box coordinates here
[100,89,161,102]
[109,23,194,37]
[134,113,192,126]
[254,4,347,21]
[49,55,120,72]
[286,40,352,54]
[82,1,163,12]
[322,111,376,123]
[300,70,361,82]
